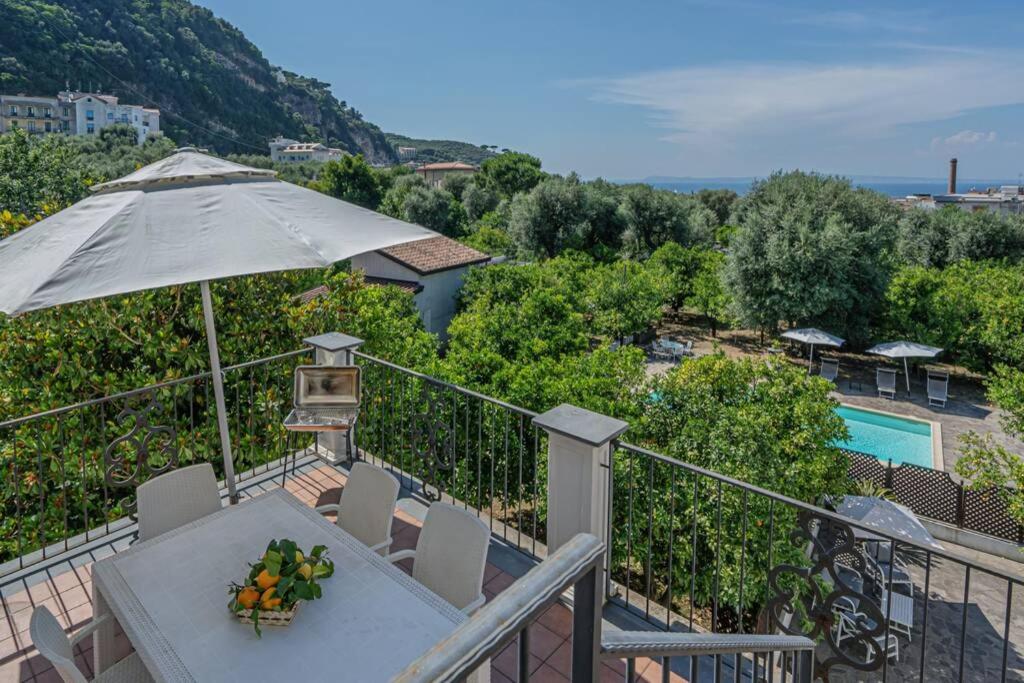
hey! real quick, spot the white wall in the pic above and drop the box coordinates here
[350,253,477,340]
[415,266,473,340]
[350,252,419,281]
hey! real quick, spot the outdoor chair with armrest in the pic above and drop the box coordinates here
[389,502,490,614]
[315,461,399,555]
[876,367,898,400]
[136,463,222,543]
[832,608,899,664]
[864,552,914,598]
[31,607,154,683]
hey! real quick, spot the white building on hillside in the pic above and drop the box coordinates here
[65,92,159,144]
[0,91,158,143]
[350,235,490,339]
[414,162,477,188]
[269,136,347,163]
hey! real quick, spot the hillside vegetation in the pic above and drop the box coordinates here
[385,133,497,165]
[0,0,398,162]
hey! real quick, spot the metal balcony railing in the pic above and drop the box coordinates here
[0,348,312,573]
[607,441,1023,682]
[1,344,1019,681]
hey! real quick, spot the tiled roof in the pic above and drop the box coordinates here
[378,236,490,275]
[364,276,423,294]
[294,285,330,304]
[416,162,477,171]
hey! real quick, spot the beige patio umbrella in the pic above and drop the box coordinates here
[0,148,437,502]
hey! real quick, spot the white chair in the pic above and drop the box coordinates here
[136,463,221,542]
[820,358,839,383]
[30,607,153,682]
[389,502,490,614]
[927,372,948,408]
[876,367,897,400]
[833,608,899,665]
[864,552,914,598]
[316,462,399,555]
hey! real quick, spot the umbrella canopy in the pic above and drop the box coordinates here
[836,495,943,551]
[866,341,942,392]
[0,149,435,315]
[780,328,845,372]
[0,149,437,501]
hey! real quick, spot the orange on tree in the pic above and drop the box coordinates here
[256,569,280,590]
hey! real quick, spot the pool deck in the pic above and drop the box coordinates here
[831,377,1016,476]
[644,349,1021,476]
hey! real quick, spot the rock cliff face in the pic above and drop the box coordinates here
[0,0,397,163]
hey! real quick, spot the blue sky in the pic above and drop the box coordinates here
[201,0,1024,181]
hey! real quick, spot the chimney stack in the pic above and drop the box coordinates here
[948,158,958,194]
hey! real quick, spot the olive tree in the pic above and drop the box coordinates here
[724,171,898,343]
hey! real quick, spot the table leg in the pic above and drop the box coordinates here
[92,583,117,674]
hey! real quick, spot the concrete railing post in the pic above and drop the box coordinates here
[533,403,628,601]
[303,332,364,465]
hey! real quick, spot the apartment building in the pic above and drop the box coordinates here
[268,136,346,163]
[0,91,159,144]
[0,94,73,135]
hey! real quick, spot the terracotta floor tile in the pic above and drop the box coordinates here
[601,662,627,682]
[527,623,565,662]
[545,640,572,677]
[485,571,516,594]
[604,655,626,675]
[538,603,573,638]
[489,667,515,683]
[493,639,544,679]
[531,662,569,682]
[483,562,502,583]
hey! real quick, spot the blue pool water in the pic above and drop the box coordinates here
[835,406,934,468]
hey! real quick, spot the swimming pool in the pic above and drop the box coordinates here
[835,405,937,468]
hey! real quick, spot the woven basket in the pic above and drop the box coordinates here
[236,601,300,627]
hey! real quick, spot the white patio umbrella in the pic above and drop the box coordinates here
[866,341,942,393]
[0,148,436,502]
[836,495,943,551]
[780,327,845,372]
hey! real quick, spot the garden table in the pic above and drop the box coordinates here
[92,488,466,682]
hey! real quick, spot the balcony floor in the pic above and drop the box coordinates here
[0,462,678,683]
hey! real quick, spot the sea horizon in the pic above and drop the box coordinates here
[623,175,1023,198]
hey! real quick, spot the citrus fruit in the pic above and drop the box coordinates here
[237,586,260,609]
[256,569,279,590]
[260,587,281,609]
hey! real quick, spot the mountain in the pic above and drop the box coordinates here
[385,133,497,166]
[0,0,398,164]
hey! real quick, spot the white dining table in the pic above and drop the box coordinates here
[92,488,466,682]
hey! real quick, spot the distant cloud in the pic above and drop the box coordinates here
[575,56,1024,150]
[933,130,998,147]
[787,9,929,33]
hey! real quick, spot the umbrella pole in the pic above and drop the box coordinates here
[808,343,814,373]
[904,357,911,394]
[200,281,239,504]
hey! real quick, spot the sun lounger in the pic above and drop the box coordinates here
[820,357,839,383]
[927,371,948,408]
[876,367,897,400]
